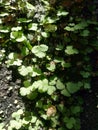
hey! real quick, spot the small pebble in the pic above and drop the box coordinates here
[14,100,18,104]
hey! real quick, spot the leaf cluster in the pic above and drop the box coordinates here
[0,0,97,130]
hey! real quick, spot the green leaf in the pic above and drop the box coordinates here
[42,17,58,24]
[0,13,9,17]
[23,80,31,87]
[28,23,38,31]
[41,32,49,38]
[10,31,26,42]
[65,46,79,55]
[47,85,56,95]
[31,116,37,123]
[18,66,33,76]
[26,1,35,10]
[71,106,81,114]
[74,21,88,30]
[56,79,65,90]
[80,71,91,78]
[64,26,74,31]
[46,62,56,72]
[57,10,69,16]
[18,18,32,23]
[0,26,9,33]
[20,87,31,96]
[22,46,29,56]
[32,44,48,58]
[61,61,71,68]
[8,53,15,59]
[84,83,90,89]
[27,91,38,99]
[0,123,5,130]
[31,67,42,77]
[11,26,22,31]
[66,82,82,94]
[56,44,64,51]
[49,76,57,86]
[10,31,19,39]
[12,109,23,120]
[66,117,76,129]
[61,89,71,97]
[44,24,57,32]
[80,30,90,36]
[66,122,73,129]
[10,120,22,129]
[16,34,26,42]
[54,57,63,63]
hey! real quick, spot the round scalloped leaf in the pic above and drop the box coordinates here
[31,44,48,58]
[65,46,79,55]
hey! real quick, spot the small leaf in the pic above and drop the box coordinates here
[20,87,31,96]
[84,83,90,89]
[80,30,90,36]
[65,46,79,55]
[57,10,69,16]
[10,120,22,129]
[56,79,65,90]
[26,2,35,10]
[31,116,37,123]
[66,117,76,129]
[31,67,42,77]
[27,91,38,99]
[0,13,9,17]
[16,34,26,42]
[47,85,56,95]
[49,76,57,86]
[10,31,19,39]
[28,23,38,31]
[18,66,32,76]
[71,106,81,114]
[11,27,22,31]
[46,62,56,72]
[41,32,49,38]
[56,44,64,51]
[12,109,23,119]
[23,80,31,87]
[80,71,91,78]
[66,82,82,94]
[61,89,71,97]
[64,26,74,31]
[44,24,57,32]
[61,61,71,68]
[32,44,48,58]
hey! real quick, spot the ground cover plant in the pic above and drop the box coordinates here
[0,0,98,130]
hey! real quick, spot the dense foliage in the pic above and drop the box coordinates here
[0,0,97,129]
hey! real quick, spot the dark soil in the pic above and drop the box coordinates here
[80,52,98,130]
[0,64,24,126]
[80,81,98,130]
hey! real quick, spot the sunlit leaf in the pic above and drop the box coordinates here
[57,10,69,16]
[32,44,48,58]
[46,62,56,72]
[20,87,31,96]
[28,23,38,31]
